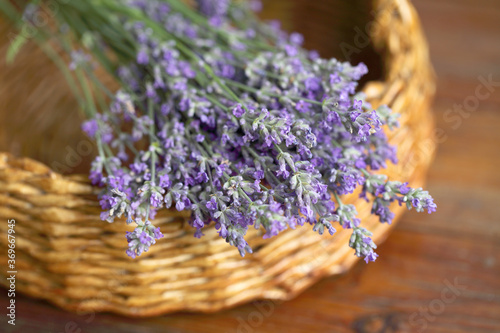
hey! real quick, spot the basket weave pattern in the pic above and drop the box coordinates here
[0,0,435,316]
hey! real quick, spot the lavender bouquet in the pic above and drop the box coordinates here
[4,0,436,263]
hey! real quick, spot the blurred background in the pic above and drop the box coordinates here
[1,0,499,332]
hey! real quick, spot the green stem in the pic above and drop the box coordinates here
[148,99,156,183]
[333,192,344,208]
[75,68,113,175]
[202,93,230,111]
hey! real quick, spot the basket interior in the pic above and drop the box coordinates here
[0,0,384,174]
[260,0,384,82]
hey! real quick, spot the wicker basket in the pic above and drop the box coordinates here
[0,0,435,316]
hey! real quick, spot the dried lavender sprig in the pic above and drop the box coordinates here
[6,0,437,262]
[93,0,434,260]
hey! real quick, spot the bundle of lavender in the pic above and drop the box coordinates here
[4,0,436,262]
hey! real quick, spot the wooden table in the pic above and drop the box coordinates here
[1,0,500,332]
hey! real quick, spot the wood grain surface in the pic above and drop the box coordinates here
[1,0,499,332]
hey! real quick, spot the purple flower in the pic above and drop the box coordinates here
[194,229,204,238]
[330,73,341,85]
[351,62,368,80]
[179,61,196,78]
[253,170,264,179]
[193,216,204,229]
[146,83,156,99]
[296,100,311,113]
[206,197,217,211]
[372,198,395,224]
[160,103,171,115]
[208,16,222,27]
[100,211,110,221]
[399,182,410,195]
[304,77,321,91]
[150,191,163,207]
[153,227,164,239]
[175,200,185,211]
[289,32,304,45]
[139,231,151,245]
[364,251,379,263]
[412,198,420,208]
[284,44,297,57]
[89,170,103,185]
[159,174,172,188]
[221,133,230,145]
[309,50,319,61]
[425,198,437,214]
[137,49,149,65]
[352,99,363,110]
[195,171,208,183]
[126,249,137,259]
[232,104,245,118]
[196,0,230,18]
[178,97,190,111]
[82,119,98,137]
[173,80,187,91]
[130,162,147,174]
